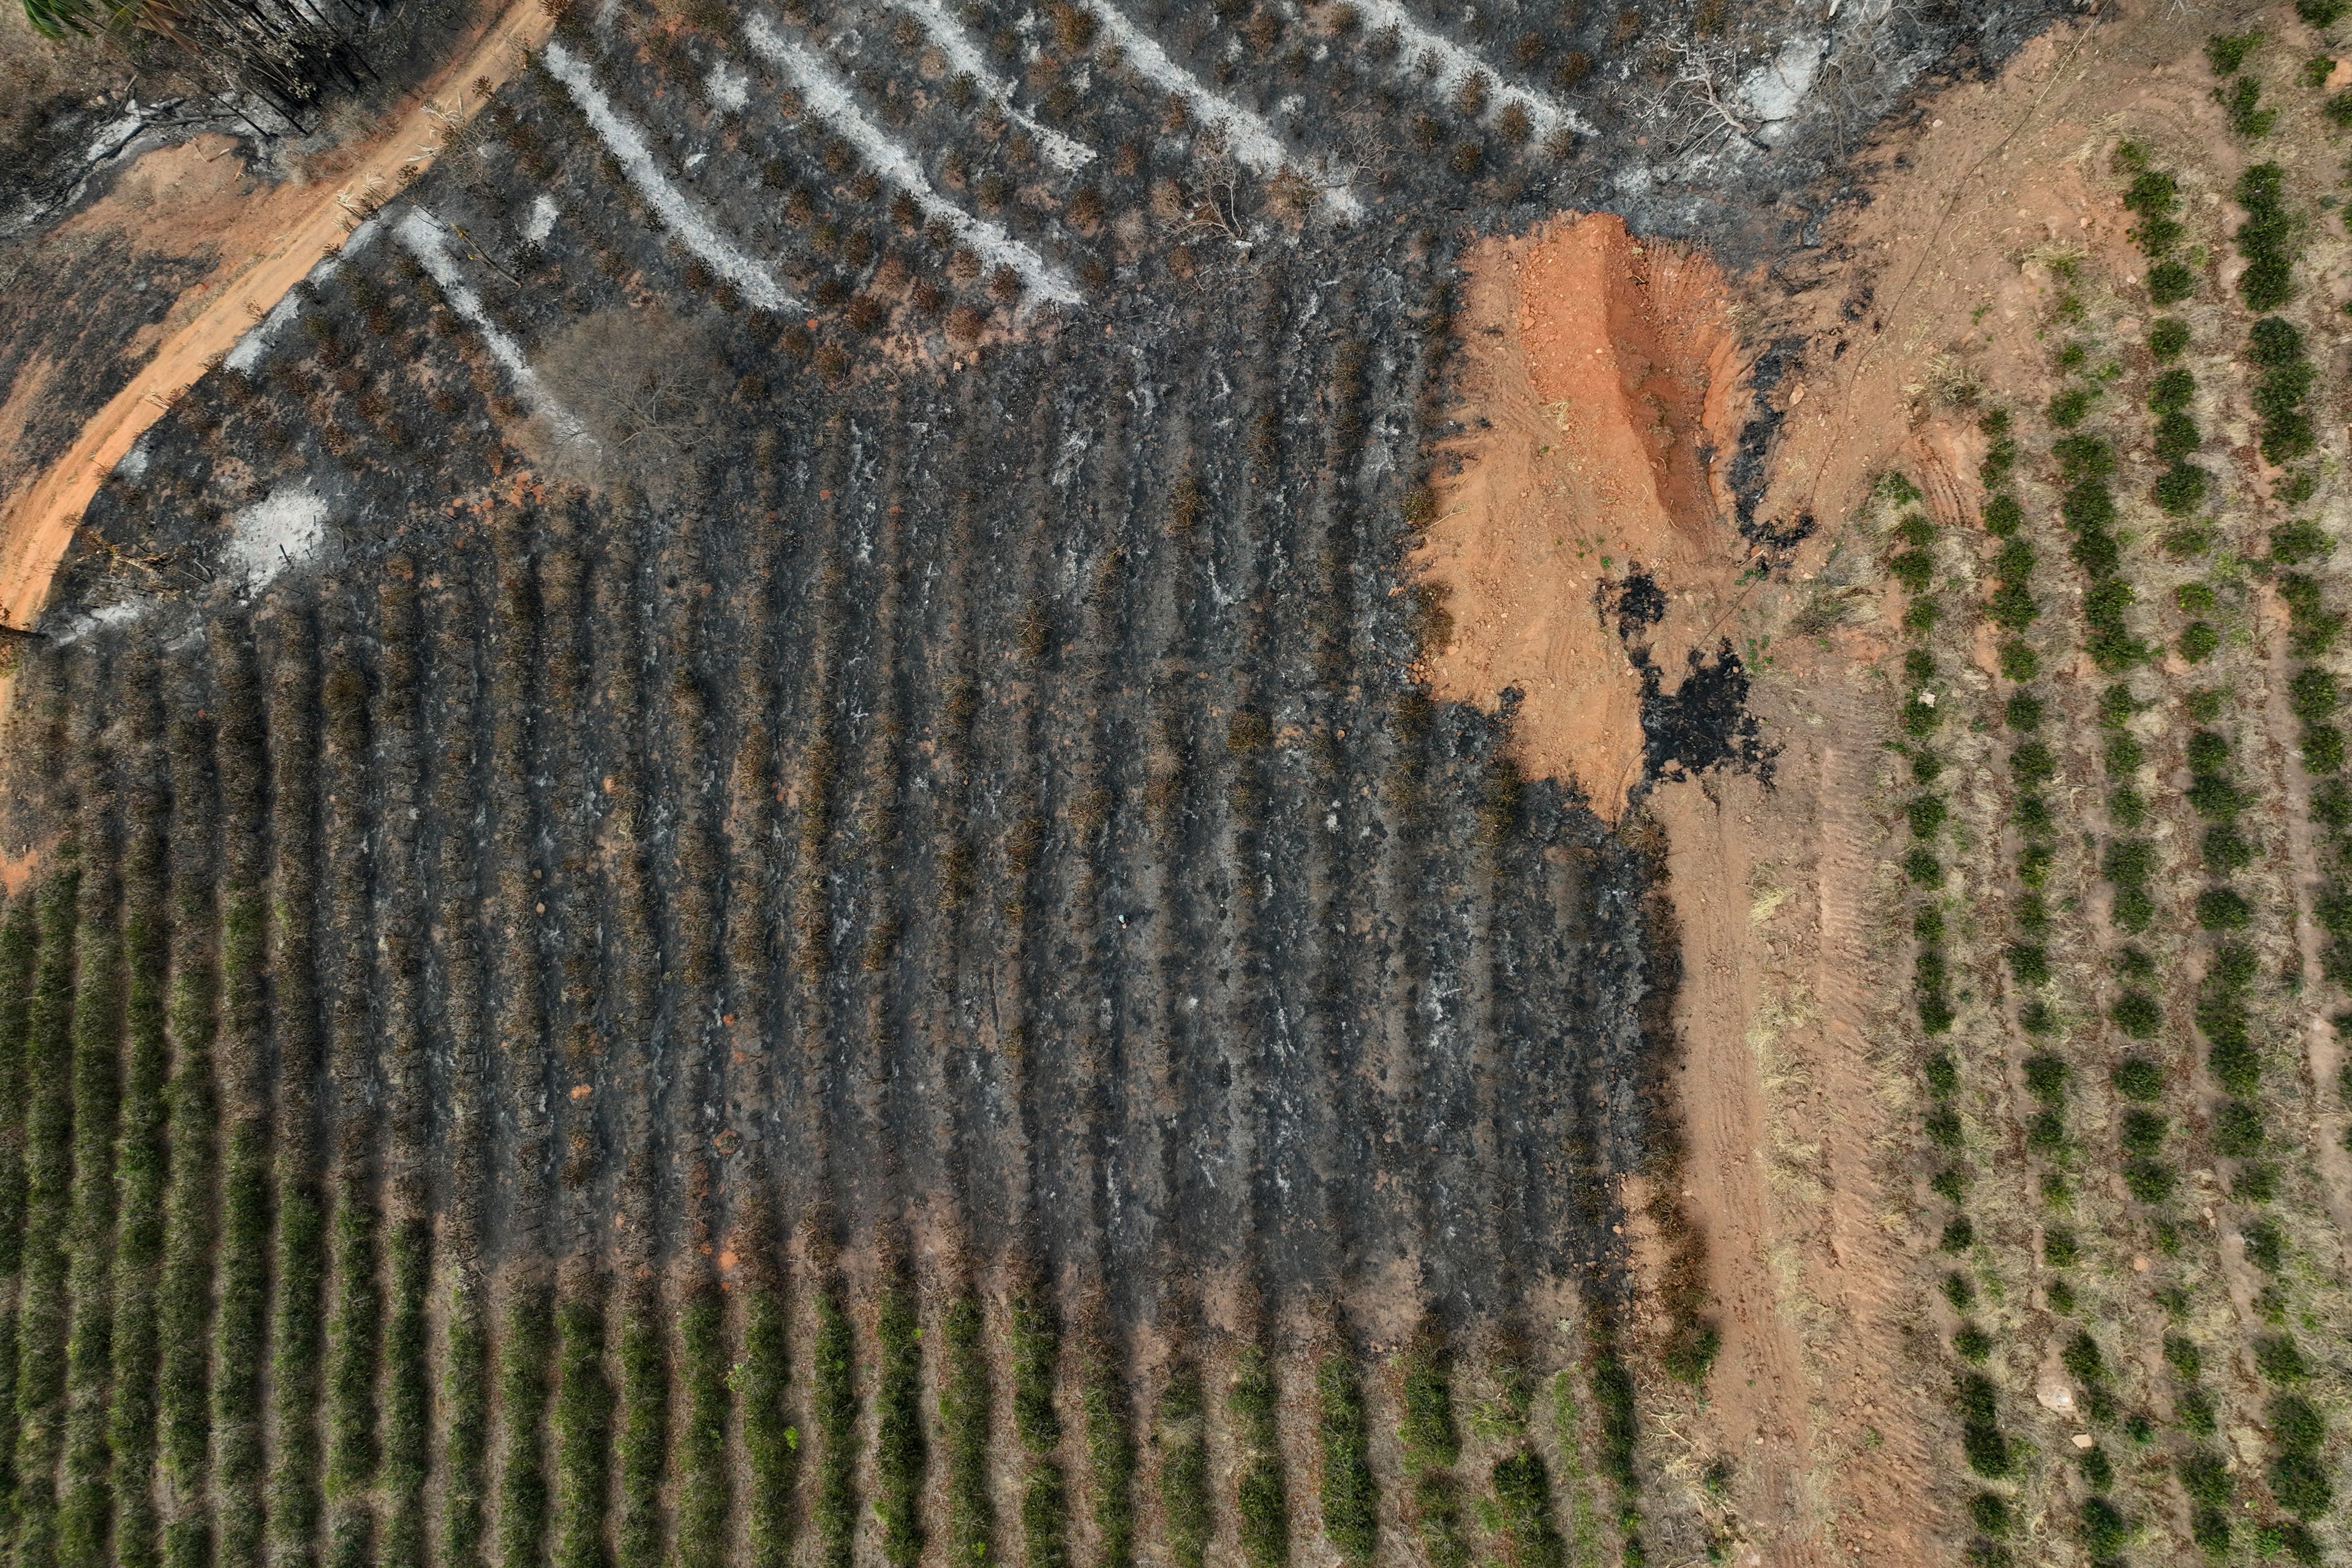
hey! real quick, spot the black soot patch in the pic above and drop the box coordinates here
[1597,566,1667,643]
[1727,335,1815,575]
[1639,638,1777,788]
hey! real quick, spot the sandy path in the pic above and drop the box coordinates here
[0,0,555,631]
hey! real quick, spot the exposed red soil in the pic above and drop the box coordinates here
[1411,212,1747,824]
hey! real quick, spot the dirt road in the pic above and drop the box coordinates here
[0,0,554,630]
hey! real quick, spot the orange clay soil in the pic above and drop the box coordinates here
[1411,212,1748,823]
[0,0,555,633]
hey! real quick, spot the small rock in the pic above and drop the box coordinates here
[2072,1433,2096,1450]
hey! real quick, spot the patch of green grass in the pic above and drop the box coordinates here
[875,1279,925,1568]
[1316,1354,1376,1565]
[1485,1449,1564,1568]
[616,1286,669,1568]
[59,842,127,1568]
[380,1220,432,1568]
[553,1280,614,1568]
[737,1270,796,1568]
[1156,1362,1211,1568]
[0,889,42,1532]
[939,1296,993,1568]
[499,1282,557,1568]
[1023,1461,1069,1568]
[107,818,171,1568]
[676,1286,730,1568]
[1229,1348,1288,1568]
[13,866,84,1568]
[326,1180,382,1496]
[1080,1330,1133,1568]
[267,1180,327,1562]
[1010,1292,1060,1455]
[442,1282,492,1568]
[813,1283,860,1568]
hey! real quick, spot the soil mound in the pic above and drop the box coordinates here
[1412,212,1750,821]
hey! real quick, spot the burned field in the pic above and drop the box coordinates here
[0,1,2062,1566]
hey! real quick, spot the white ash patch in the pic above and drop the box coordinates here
[706,60,750,113]
[394,206,594,449]
[889,0,1096,170]
[523,193,558,244]
[1739,35,1825,145]
[744,15,1083,306]
[541,40,796,312]
[113,439,151,482]
[225,481,329,590]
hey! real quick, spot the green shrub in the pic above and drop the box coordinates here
[1908,794,1948,838]
[2003,692,2042,731]
[2076,1443,2113,1490]
[2196,887,2252,930]
[2044,1227,2079,1267]
[2269,1394,2326,1455]
[2177,622,2220,662]
[2046,387,2096,428]
[2112,1058,2163,1101]
[1940,1216,1975,1253]
[2212,1099,2267,1156]
[2124,1160,2178,1204]
[2005,944,2049,986]
[1925,1107,1962,1147]
[1316,1356,1376,1566]
[2120,1109,2168,1156]
[1023,1462,1069,1568]
[2154,461,2208,513]
[1903,848,1943,886]
[1998,643,2038,681]
[2251,314,2304,364]
[1982,494,2024,535]
[1924,1054,1959,1098]
[2299,0,2349,24]
[2147,366,2195,413]
[2256,1334,2310,1384]
[2109,990,2160,1038]
[2079,1497,2132,1558]
[2148,318,2191,360]
[1955,1373,2011,1478]
[2242,1216,2284,1272]
[2222,76,2277,135]
[2147,261,2198,305]
[2271,1453,2332,1520]
[2236,164,2296,309]
[2274,521,2332,566]
[2305,726,2345,773]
